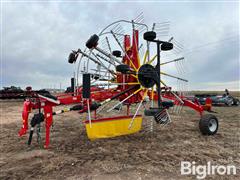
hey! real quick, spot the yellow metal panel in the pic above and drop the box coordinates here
[85,116,142,140]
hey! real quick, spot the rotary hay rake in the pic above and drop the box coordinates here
[18,17,219,149]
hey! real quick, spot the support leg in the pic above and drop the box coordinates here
[18,100,31,136]
[43,105,53,149]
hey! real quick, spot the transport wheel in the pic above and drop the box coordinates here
[161,42,173,51]
[68,52,77,64]
[116,64,130,73]
[86,34,99,49]
[225,98,233,106]
[112,50,121,57]
[143,31,156,41]
[199,114,218,135]
[233,98,240,106]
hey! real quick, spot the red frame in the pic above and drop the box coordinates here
[18,29,208,148]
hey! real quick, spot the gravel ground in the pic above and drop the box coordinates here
[0,100,239,180]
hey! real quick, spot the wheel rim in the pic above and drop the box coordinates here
[208,119,217,132]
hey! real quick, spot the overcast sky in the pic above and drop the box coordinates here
[1,1,239,91]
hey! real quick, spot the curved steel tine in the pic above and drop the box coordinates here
[155,21,171,25]
[128,100,143,129]
[87,99,92,128]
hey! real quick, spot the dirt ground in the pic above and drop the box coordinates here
[0,100,239,180]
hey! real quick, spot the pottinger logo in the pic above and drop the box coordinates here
[181,161,237,179]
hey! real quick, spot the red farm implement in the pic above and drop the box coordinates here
[18,17,219,148]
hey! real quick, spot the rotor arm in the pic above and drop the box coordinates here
[78,49,116,76]
[160,72,188,82]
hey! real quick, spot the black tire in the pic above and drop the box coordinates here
[116,64,130,73]
[68,52,77,64]
[91,74,100,80]
[233,98,240,106]
[144,108,161,116]
[143,31,156,41]
[86,34,99,49]
[199,114,218,135]
[38,90,58,100]
[162,101,174,108]
[90,102,101,110]
[70,104,83,111]
[225,98,233,106]
[161,42,173,51]
[112,50,121,57]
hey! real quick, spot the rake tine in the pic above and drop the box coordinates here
[134,14,144,22]
[157,33,169,36]
[166,109,172,123]
[161,72,188,82]
[173,41,184,50]
[94,46,122,65]
[157,30,170,33]
[180,61,185,74]
[172,49,182,55]
[96,54,116,67]
[101,42,115,77]
[183,59,187,72]
[176,105,181,114]
[155,26,170,31]
[173,46,183,53]
[175,62,181,75]
[173,43,183,50]
[107,88,143,112]
[150,117,154,132]
[177,61,183,74]
[134,14,144,23]
[157,33,169,37]
[129,100,143,129]
[171,104,175,114]
[133,12,143,20]
[135,17,144,24]
[155,23,170,27]
[178,103,184,114]
[112,23,121,31]
[156,31,170,35]
[155,21,171,25]
[177,61,182,75]
[176,104,181,114]
[173,103,178,114]
[139,28,146,34]
[135,19,145,26]
[173,100,178,114]
[105,37,112,53]
[79,49,115,76]
[160,57,184,66]
[136,25,145,31]
[173,48,182,54]
[138,43,143,50]
[129,90,148,129]
[115,29,124,34]
[114,27,124,33]
[87,99,92,128]
[158,34,169,37]
[173,39,184,48]
[152,23,156,31]
[181,61,185,74]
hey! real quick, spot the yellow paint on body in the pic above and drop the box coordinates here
[85,116,142,140]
